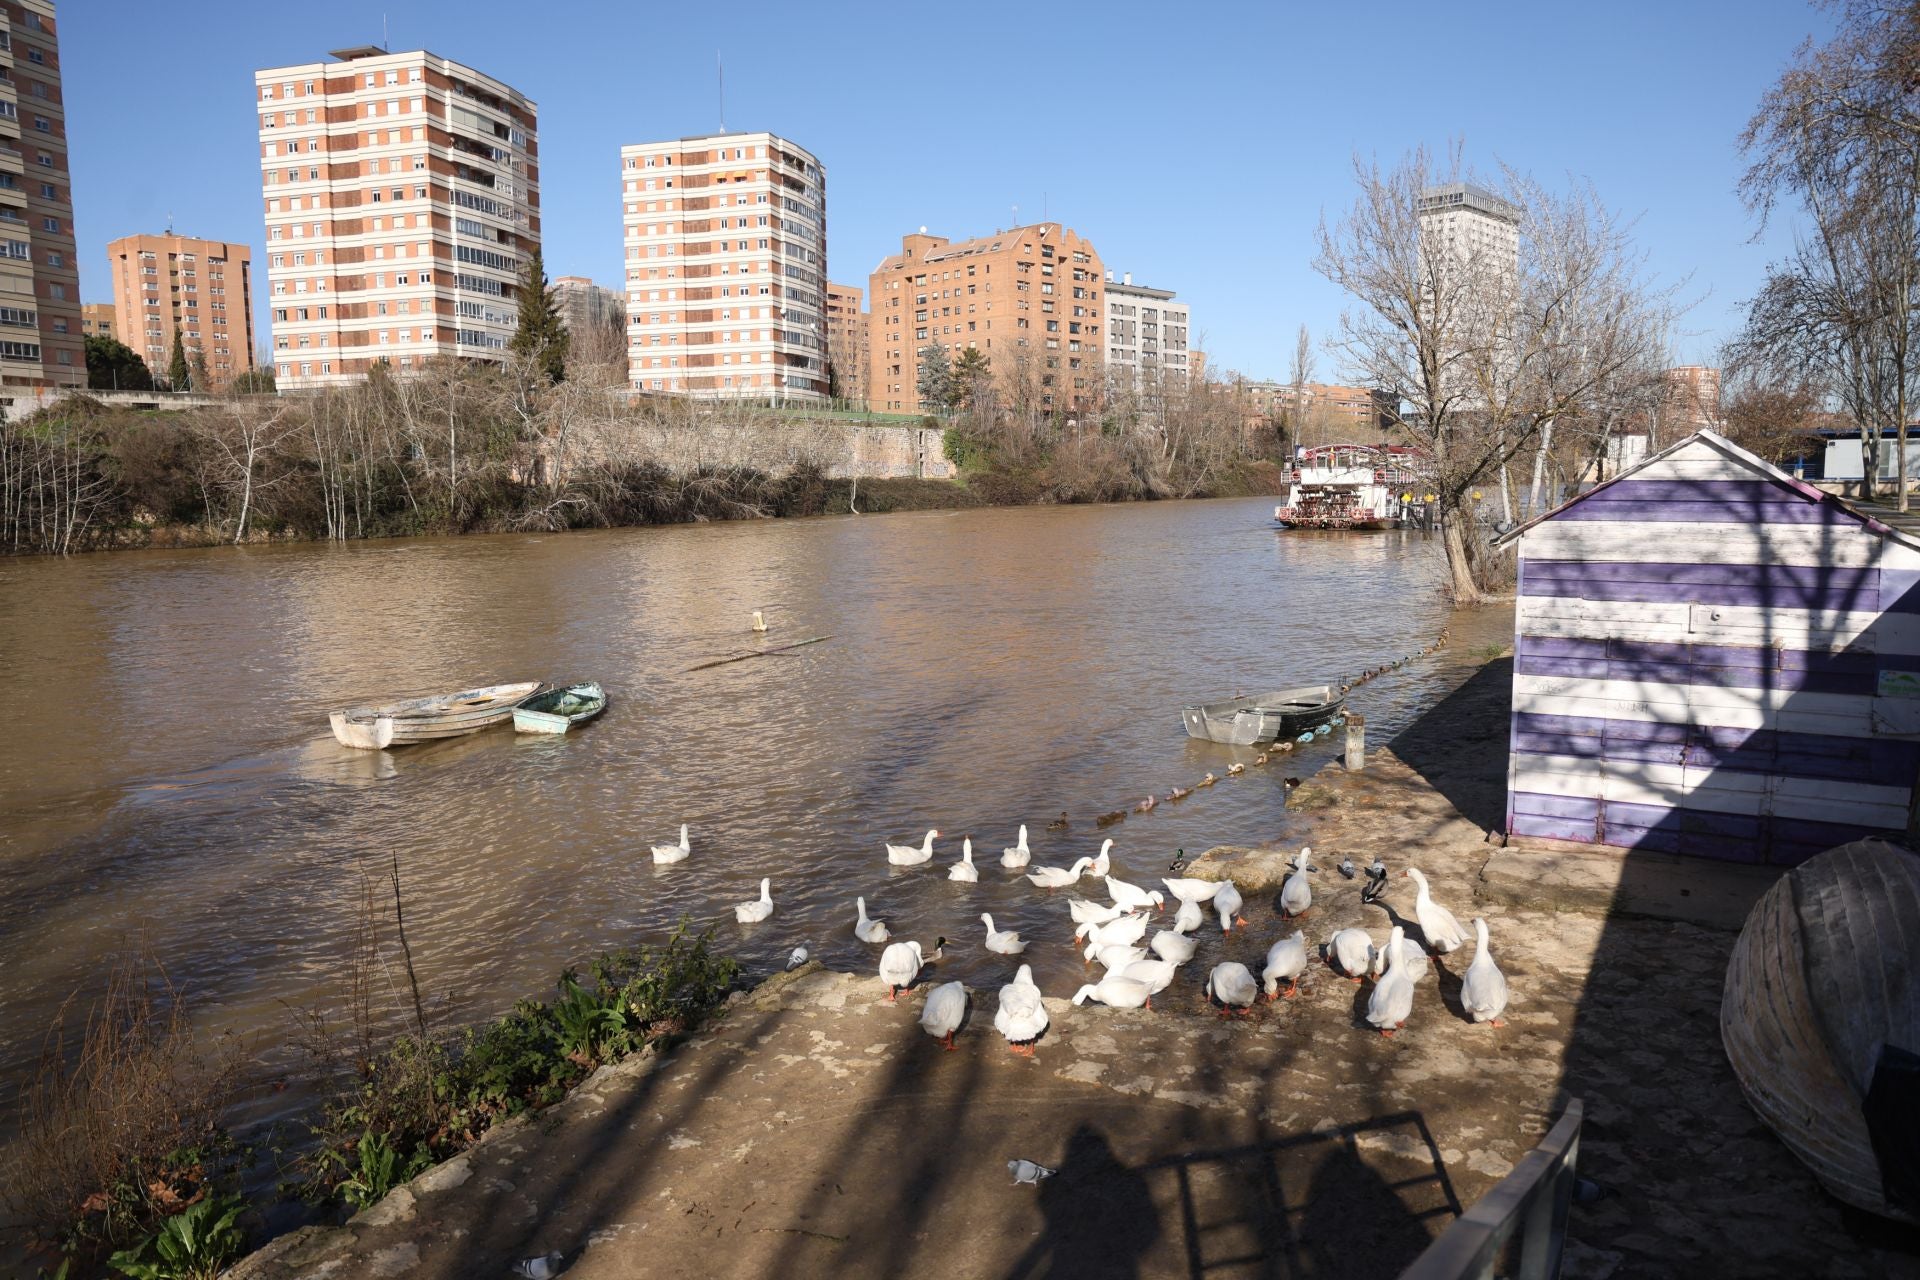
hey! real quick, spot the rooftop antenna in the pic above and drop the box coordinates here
[1011,203,1019,225]
[717,51,725,132]
[382,13,389,51]
[165,209,173,235]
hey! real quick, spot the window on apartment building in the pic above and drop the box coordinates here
[27,47,42,65]
[32,117,47,133]
[41,217,56,232]
[46,252,60,267]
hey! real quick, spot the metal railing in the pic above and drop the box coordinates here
[1399,1099,1584,1280]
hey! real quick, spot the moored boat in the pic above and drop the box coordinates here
[1181,684,1343,746]
[329,681,546,750]
[513,681,609,734]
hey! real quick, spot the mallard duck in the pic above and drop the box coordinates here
[1095,808,1128,828]
[734,878,773,924]
[1001,825,1032,868]
[1461,918,1509,1026]
[1026,855,1092,889]
[1205,961,1258,1016]
[1072,973,1153,1010]
[1366,927,1416,1036]
[1404,867,1467,953]
[651,823,691,864]
[885,828,940,866]
[1046,812,1070,831]
[1262,930,1309,1000]
[949,837,979,883]
[994,964,1049,1055]
[1167,785,1192,802]
[1283,777,1302,790]
[853,896,890,944]
[1136,794,1158,813]
[920,981,968,1049]
[981,913,1027,954]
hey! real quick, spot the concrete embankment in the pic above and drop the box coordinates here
[231,617,1911,1280]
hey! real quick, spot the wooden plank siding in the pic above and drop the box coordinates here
[1504,432,1920,865]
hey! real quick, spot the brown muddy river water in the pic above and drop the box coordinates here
[0,499,1465,1126]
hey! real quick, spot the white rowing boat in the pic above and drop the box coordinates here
[329,681,546,750]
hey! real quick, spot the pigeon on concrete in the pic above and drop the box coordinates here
[512,1253,566,1279]
[1008,1158,1057,1187]
[786,946,809,970]
[1338,858,1357,880]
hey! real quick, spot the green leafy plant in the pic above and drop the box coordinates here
[106,1193,246,1280]
[549,978,625,1066]
[334,1130,431,1211]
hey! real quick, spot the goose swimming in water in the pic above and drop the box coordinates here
[1067,896,1127,927]
[1088,838,1115,879]
[1150,929,1198,964]
[981,913,1027,954]
[1106,874,1163,914]
[1026,855,1093,889]
[886,829,940,866]
[734,878,773,924]
[854,896,890,944]
[1001,825,1032,869]
[1172,896,1205,935]
[651,823,691,865]
[949,837,979,883]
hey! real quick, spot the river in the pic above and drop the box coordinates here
[0,498,1464,1126]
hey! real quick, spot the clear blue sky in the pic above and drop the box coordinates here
[63,0,1828,380]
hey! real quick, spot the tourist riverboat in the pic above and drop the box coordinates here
[329,681,547,750]
[1181,684,1344,746]
[1274,444,1421,530]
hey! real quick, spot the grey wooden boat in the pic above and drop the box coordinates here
[1181,684,1343,746]
[329,681,547,750]
[513,681,608,734]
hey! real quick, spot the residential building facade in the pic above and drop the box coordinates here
[80,301,112,339]
[824,280,865,405]
[551,274,622,337]
[1416,181,1520,284]
[867,222,1103,416]
[0,2,81,387]
[106,234,255,387]
[255,46,539,388]
[1103,272,1188,396]
[619,131,828,401]
[1664,365,1722,429]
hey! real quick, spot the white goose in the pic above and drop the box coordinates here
[1084,942,1148,972]
[1150,929,1198,964]
[1404,867,1467,953]
[854,896,890,944]
[734,878,773,924]
[1076,912,1150,951]
[879,938,941,1001]
[1162,876,1222,904]
[1460,918,1510,1026]
[1172,897,1205,936]
[1371,929,1428,983]
[651,823,691,865]
[1119,956,1179,995]
[1026,855,1092,889]
[1088,838,1116,878]
[920,980,969,1050]
[1001,825,1032,869]
[886,829,940,866]
[1071,973,1153,1009]
[981,913,1027,955]
[1279,848,1314,919]
[1327,927,1376,982]
[1067,896,1127,927]
[1366,926,1416,1036]
[1106,875,1165,914]
[994,963,1049,1055]
[1213,880,1246,933]
[1205,961,1259,1015]
[1261,930,1309,1000]
[949,837,979,883]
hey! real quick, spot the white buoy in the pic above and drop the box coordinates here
[752,610,768,633]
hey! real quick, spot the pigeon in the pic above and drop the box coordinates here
[786,946,809,970]
[512,1254,566,1280]
[1337,858,1357,881]
[1009,1158,1056,1186]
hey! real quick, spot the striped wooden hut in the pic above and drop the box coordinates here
[1497,429,1920,865]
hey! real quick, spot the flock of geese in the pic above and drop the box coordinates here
[655,821,1511,1053]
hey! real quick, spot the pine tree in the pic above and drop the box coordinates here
[951,347,991,411]
[167,327,188,391]
[509,250,569,384]
[916,344,953,414]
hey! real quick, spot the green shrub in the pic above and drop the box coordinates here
[106,1193,246,1280]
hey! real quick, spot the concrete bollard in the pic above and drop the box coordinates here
[1344,712,1366,772]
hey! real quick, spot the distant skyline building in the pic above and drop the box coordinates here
[106,233,255,387]
[619,130,828,401]
[824,281,866,405]
[867,222,1104,416]
[254,46,540,388]
[1103,271,1189,396]
[1,2,81,388]
[80,301,113,340]
[1664,364,1722,429]
[1416,182,1521,284]
[551,273,622,338]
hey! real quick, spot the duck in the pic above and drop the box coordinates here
[1327,927,1376,982]
[734,878,773,924]
[1066,896,1127,927]
[1253,753,1269,766]
[1163,875,1222,904]
[1262,930,1309,1000]
[1366,926,1416,1036]
[886,828,940,866]
[879,938,941,1002]
[651,823,691,865]
[1227,762,1246,776]
[1077,912,1150,951]
[994,964,1049,1055]
[1282,777,1302,791]
[1213,880,1246,932]
[981,913,1027,955]
[1404,867,1467,953]
[1460,918,1510,1026]
[1095,809,1128,828]
[1172,896,1205,936]
[1280,847,1314,919]
[1106,874,1164,914]
[1046,812,1070,831]
[1167,785,1192,802]
[1278,741,1295,753]
[1150,929,1199,964]
[949,837,979,883]
[1026,855,1093,889]
[1205,961,1259,1016]
[919,981,969,1050]
[1072,973,1153,1010]
[1196,772,1218,788]
[1136,794,1158,813]
[1119,956,1180,995]
[1084,943,1149,972]
[1088,838,1116,878]
[1001,824,1033,868]
[853,896,890,944]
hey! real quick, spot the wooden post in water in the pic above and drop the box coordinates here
[1344,713,1366,772]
